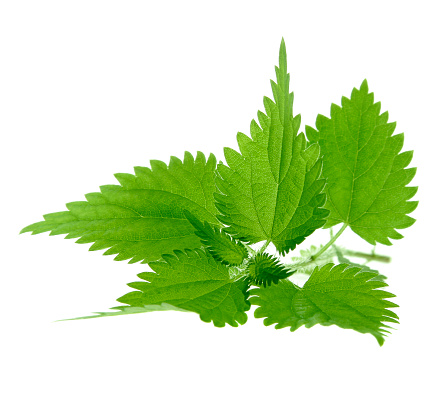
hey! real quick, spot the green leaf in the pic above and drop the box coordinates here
[307,81,418,245]
[118,249,251,327]
[250,263,398,345]
[248,253,295,287]
[215,38,329,254]
[57,304,191,321]
[20,152,219,263]
[184,210,248,266]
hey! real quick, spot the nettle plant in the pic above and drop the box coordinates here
[21,39,417,345]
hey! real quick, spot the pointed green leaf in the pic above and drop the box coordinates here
[250,263,398,345]
[308,81,418,245]
[21,152,219,263]
[184,210,248,266]
[248,252,295,287]
[118,249,251,327]
[215,39,329,254]
[58,304,191,321]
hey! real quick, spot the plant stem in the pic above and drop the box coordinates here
[245,244,256,256]
[341,249,391,263]
[311,223,348,260]
[258,239,271,254]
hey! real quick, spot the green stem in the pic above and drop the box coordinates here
[258,239,271,254]
[341,249,391,263]
[245,244,256,256]
[312,223,348,260]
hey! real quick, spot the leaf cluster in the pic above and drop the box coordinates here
[21,39,417,345]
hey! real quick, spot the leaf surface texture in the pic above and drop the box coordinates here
[306,81,418,245]
[250,263,398,345]
[118,249,251,327]
[21,152,218,263]
[215,39,329,254]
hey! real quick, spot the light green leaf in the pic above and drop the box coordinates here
[57,304,191,321]
[306,81,418,245]
[184,210,248,266]
[332,245,387,282]
[250,263,398,345]
[287,244,387,282]
[118,249,251,327]
[287,244,332,276]
[21,152,218,263]
[215,39,329,254]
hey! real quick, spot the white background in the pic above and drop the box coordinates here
[1,1,433,396]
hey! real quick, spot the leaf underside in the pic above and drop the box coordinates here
[306,80,418,245]
[250,263,398,345]
[215,39,329,254]
[118,249,251,327]
[58,303,191,321]
[21,152,219,263]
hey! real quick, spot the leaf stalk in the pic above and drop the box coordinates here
[341,249,391,263]
[311,223,348,260]
[258,239,271,254]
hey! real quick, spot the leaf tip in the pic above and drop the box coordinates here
[19,226,28,235]
[278,38,287,73]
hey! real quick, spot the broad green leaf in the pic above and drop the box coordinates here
[248,253,294,287]
[250,263,398,345]
[118,249,251,327]
[215,39,329,254]
[21,152,219,263]
[58,304,190,321]
[306,81,418,245]
[184,210,248,266]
